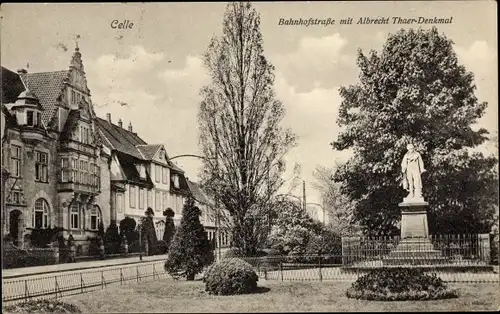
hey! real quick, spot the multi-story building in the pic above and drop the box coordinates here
[1,46,108,252]
[1,45,228,253]
[95,113,191,235]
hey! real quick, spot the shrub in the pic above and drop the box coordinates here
[304,229,343,264]
[224,247,246,258]
[120,217,137,245]
[29,227,65,248]
[204,258,259,295]
[157,240,169,255]
[165,196,214,280]
[346,268,460,301]
[2,247,58,269]
[104,221,121,254]
[2,299,81,313]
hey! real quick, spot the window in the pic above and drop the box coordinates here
[35,151,48,182]
[116,193,124,213]
[27,110,34,126]
[95,165,100,190]
[147,189,152,208]
[155,164,160,182]
[12,191,22,204]
[71,158,78,182]
[155,191,161,211]
[173,174,180,189]
[71,90,76,104]
[37,112,42,127]
[70,202,80,229]
[10,145,21,177]
[162,192,167,212]
[129,185,136,208]
[139,188,144,209]
[33,198,50,229]
[90,206,101,230]
[162,166,168,184]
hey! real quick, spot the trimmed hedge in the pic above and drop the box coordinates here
[346,268,459,301]
[204,258,259,295]
[3,299,81,313]
[2,241,58,269]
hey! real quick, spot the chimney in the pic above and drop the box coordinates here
[128,121,133,132]
[118,118,123,128]
[106,113,111,123]
[17,69,27,74]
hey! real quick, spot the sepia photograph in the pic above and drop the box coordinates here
[0,1,498,312]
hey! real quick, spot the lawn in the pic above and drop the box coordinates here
[61,279,499,312]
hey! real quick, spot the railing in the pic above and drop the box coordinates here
[2,261,168,305]
[232,254,499,284]
[341,234,492,266]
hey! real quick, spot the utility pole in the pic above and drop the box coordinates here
[302,180,306,212]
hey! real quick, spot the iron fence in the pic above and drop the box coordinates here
[341,234,492,266]
[233,254,499,284]
[2,261,168,305]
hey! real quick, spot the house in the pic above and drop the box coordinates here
[1,46,110,253]
[186,179,231,248]
[95,113,191,238]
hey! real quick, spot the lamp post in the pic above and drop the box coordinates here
[138,221,142,261]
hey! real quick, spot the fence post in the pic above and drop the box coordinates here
[279,261,283,282]
[80,273,84,293]
[137,265,139,282]
[318,255,323,282]
[54,276,59,299]
[24,280,28,303]
[120,268,124,285]
[101,270,105,289]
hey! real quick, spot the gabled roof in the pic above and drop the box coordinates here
[95,117,147,159]
[136,144,162,160]
[1,67,26,104]
[186,180,211,205]
[19,70,69,125]
[115,151,154,188]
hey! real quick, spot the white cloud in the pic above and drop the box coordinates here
[274,72,351,202]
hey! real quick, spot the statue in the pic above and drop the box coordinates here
[401,143,426,202]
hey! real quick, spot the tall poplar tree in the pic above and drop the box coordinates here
[198,2,296,255]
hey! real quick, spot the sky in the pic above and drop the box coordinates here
[1,1,497,204]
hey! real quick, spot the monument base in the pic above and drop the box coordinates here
[383,200,448,266]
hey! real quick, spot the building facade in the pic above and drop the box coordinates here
[1,47,108,252]
[1,45,228,253]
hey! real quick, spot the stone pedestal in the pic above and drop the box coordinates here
[383,199,448,265]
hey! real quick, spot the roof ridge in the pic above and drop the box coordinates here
[24,70,70,75]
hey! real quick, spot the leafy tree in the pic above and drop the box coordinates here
[198,2,297,256]
[162,208,176,251]
[332,27,498,235]
[165,196,214,280]
[140,207,158,256]
[312,165,361,235]
[268,199,323,255]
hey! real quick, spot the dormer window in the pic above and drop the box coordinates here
[173,174,180,189]
[26,110,42,127]
[136,164,146,179]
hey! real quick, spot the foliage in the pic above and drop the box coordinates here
[2,245,58,269]
[2,299,81,313]
[119,217,138,246]
[104,221,121,255]
[312,165,361,235]
[198,2,297,256]
[268,199,323,255]
[140,208,158,256]
[29,226,65,248]
[346,268,459,301]
[332,27,498,235]
[204,258,259,295]
[156,240,169,255]
[164,196,215,280]
[304,228,342,264]
[162,209,176,251]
